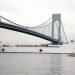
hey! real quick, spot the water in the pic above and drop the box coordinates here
[0,52,75,75]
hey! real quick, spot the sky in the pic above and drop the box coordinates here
[0,0,75,44]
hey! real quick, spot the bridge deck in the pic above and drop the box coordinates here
[0,22,62,44]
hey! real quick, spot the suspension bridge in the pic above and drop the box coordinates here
[0,14,68,45]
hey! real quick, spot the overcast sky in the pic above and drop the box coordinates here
[0,0,75,44]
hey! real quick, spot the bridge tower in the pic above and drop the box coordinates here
[52,14,61,44]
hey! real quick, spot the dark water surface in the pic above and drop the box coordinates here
[0,53,75,75]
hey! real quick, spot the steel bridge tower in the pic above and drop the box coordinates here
[52,14,61,44]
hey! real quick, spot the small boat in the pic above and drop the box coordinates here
[68,52,75,57]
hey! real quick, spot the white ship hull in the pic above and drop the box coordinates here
[0,43,75,53]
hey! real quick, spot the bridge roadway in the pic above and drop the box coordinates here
[0,22,62,44]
